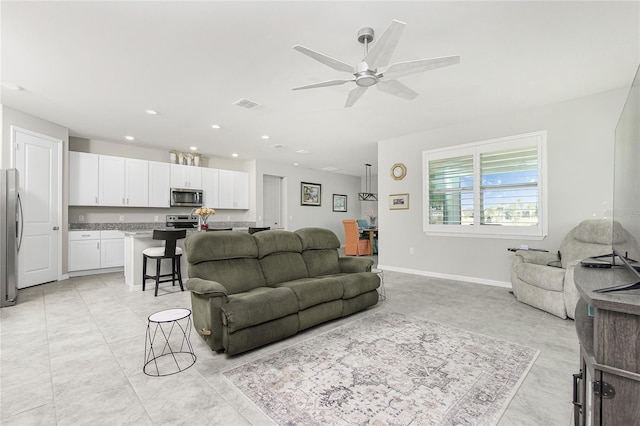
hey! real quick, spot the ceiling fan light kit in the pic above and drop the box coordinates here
[292,20,460,107]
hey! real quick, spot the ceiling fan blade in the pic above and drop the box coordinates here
[382,55,460,79]
[376,79,418,100]
[293,45,354,73]
[345,86,368,108]
[292,79,354,91]
[363,20,406,70]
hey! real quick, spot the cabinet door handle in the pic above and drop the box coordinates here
[572,372,582,408]
[97,242,100,249]
[95,196,98,204]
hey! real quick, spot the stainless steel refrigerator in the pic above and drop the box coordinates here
[1,169,22,307]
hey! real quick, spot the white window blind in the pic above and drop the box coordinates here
[423,131,547,239]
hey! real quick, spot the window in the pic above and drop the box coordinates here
[423,131,547,239]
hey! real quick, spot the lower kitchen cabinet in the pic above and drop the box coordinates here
[68,230,124,272]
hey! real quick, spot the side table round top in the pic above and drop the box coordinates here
[148,308,191,323]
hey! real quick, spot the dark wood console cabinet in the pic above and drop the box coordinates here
[573,266,640,425]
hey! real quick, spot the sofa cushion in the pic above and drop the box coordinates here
[259,252,309,286]
[514,263,565,292]
[221,287,298,333]
[188,258,266,294]
[336,272,380,298]
[302,250,341,277]
[295,227,341,250]
[275,277,344,310]
[185,231,258,263]
[254,230,303,258]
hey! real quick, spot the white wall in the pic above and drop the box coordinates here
[256,160,365,243]
[377,88,628,286]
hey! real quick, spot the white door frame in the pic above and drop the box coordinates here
[12,126,64,284]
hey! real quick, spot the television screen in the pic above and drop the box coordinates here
[600,65,640,293]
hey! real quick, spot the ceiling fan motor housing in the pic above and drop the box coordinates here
[355,62,379,87]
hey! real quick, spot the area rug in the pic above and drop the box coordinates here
[223,312,539,425]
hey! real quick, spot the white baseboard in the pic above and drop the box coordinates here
[68,267,124,278]
[375,264,512,289]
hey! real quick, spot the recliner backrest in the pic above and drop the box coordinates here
[253,230,309,285]
[559,219,629,268]
[184,231,265,294]
[295,227,341,277]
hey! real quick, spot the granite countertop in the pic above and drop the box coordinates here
[69,221,256,232]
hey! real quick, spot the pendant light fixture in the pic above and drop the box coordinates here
[358,163,378,201]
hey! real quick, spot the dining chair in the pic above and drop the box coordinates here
[342,219,371,256]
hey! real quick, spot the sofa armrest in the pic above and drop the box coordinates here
[186,277,229,301]
[513,250,560,267]
[338,256,374,273]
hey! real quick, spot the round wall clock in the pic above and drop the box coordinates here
[391,163,407,180]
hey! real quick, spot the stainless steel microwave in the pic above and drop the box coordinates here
[170,188,203,207]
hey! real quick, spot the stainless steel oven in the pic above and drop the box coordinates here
[170,188,203,207]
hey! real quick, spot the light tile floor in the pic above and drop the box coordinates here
[0,269,577,425]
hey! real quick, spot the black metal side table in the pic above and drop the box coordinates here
[144,308,196,376]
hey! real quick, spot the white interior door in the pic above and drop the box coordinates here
[14,127,62,288]
[263,175,282,229]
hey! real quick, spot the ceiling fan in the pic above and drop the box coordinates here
[292,19,460,108]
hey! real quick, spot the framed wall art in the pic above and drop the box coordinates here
[332,194,347,212]
[301,182,322,206]
[389,193,409,210]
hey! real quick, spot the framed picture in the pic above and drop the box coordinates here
[301,182,321,206]
[389,193,409,210]
[332,194,347,212]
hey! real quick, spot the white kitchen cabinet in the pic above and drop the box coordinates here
[69,151,99,206]
[68,230,124,272]
[124,159,148,206]
[218,170,249,209]
[170,164,202,189]
[202,168,219,207]
[99,155,126,206]
[100,230,125,268]
[148,161,171,208]
[68,231,101,271]
[98,156,148,206]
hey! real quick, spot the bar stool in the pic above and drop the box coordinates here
[142,229,187,297]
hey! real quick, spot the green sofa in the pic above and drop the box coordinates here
[184,227,380,355]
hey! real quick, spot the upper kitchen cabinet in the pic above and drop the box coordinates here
[148,161,171,208]
[98,156,148,206]
[170,164,202,189]
[218,169,249,209]
[69,151,99,206]
[202,167,219,207]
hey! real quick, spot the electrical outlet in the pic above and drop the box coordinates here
[119,215,124,222]
[409,247,415,255]
[154,216,159,222]
[78,215,84,222]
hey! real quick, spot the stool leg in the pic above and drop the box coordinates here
[171,258,176,286]
[176,255,184,291]
[155,258,161,297]
[142,255,147,291]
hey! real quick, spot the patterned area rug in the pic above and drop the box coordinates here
[223,312,539,425]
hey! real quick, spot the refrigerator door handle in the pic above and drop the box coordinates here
[16,192,24,252]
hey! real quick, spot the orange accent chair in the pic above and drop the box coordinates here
[342,219,371,256]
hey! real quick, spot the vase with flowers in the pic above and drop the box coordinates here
[366,209,377,229]
[195,207,216,231]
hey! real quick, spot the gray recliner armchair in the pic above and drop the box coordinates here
[511,219,638,319]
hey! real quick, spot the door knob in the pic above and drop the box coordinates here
[53,226,59,230]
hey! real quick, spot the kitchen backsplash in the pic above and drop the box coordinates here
[69,221,256,231]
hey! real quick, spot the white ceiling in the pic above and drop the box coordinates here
[2,1,639,177]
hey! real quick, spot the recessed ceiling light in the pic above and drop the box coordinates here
[293,163,299,166]
[321,166,338,171]
[211,124,221,129]
[261,135,270,140]
[125,136,135,141]
[190,146,198,151]
[145,109,158,115]
[2,82,23,91]
[232,153,239,157]
[296,149,310,154]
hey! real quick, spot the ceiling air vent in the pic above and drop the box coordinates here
[233,98,261,110]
